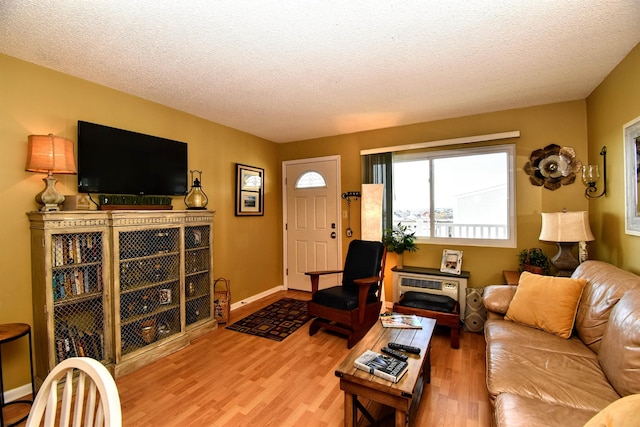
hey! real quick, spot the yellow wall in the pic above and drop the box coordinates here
[0,54,282,389]
[279,101,590,294]
[586,43,640,274]
[2,41,638,391]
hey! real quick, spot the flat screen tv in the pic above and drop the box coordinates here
[77,121,188,196]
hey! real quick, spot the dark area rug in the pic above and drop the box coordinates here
[225,298,311,341]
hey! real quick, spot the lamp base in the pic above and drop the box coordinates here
[551,242,579,277]
[35,176,65,212]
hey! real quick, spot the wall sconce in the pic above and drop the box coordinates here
[582,146,606,198]
[25,134,77,211]
[539,210,595,276]
[342,191,361,237]
[184,170,209,210]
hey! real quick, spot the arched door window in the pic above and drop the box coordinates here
[295,171,326,189]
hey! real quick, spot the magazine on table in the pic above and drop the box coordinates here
[379,313,422,329]
[354,350,409,383]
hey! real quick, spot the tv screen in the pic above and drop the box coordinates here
[77,121,188,196]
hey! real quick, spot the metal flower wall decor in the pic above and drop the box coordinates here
[523,144,582,190]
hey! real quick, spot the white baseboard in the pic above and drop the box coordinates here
[3,383,33,403]
[229,285,284,311]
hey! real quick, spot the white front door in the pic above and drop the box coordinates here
[283,156,341,291]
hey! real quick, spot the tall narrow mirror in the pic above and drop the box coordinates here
[624,116,640,235]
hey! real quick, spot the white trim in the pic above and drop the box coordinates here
[360,131,520,155]
[229,285,285,311]
[281,155,342,290]
[3,383,33,403]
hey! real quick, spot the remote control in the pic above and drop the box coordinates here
[388,342,421,354]
[381,347,408,361]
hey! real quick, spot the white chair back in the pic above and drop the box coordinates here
[26,357,121,427]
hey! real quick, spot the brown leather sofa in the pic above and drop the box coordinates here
[483,260,640,426]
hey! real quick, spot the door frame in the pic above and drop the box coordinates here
[282,155,342,290]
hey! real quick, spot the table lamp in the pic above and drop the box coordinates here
[26,134,77,211]
[539,211,594,276]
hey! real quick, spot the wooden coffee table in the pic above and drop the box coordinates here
[334,316,436,426]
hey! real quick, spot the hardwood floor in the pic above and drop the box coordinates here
[5,290,491,426]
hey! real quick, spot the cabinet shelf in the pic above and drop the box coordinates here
[52,260,102,271]
[185,269,210,278]
[119,250,180,263]
[186,294,210,303]
[54,291,102,306]
[120,303,180,327]
[120,277,179,295]
[185,245,210,252]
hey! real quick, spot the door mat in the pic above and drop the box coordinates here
[225,298,311,341]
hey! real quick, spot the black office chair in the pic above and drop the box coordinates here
[306,240,386,348]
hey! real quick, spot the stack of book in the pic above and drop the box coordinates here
[354,350,409,383]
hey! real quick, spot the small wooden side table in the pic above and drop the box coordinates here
[0,324,35,427]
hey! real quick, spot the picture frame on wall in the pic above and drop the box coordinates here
[236,164,264,216]
[440,249,463,275]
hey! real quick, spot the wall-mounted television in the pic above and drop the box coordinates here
[77,121,188,196]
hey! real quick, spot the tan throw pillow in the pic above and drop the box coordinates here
[583,394,640,427]
[505,271,587,338]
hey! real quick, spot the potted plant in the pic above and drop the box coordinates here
[518,248,551,275]
[382,223,418,268]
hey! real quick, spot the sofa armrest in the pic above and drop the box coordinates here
[483,285,518,317]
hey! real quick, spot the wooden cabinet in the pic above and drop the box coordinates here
[29,210,216,381]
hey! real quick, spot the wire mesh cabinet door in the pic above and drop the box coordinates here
[184,212,216,339]
[28,211,114,383]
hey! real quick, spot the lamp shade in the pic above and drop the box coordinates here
[539,211,595,242]
[26,134,77,174]
[361,184,384,241]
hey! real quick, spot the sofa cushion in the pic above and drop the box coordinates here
[485,319,620,411]
[583,394,640,427]
[598,290,640,397]
[573,260,640,353]
[504,272,586,338]
[399,291,457,313]
[494,393,597,427]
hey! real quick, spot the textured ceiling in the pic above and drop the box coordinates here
[1,1,639,143]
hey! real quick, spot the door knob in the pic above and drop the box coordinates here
[331,231,337,239]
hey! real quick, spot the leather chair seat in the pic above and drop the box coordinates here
[399,291,457,313]
[312,286,379,311]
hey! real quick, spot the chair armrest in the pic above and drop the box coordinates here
[305,270,344,294]
[483,285,518,317]
[304,270,343,276]
[352,276,382,286]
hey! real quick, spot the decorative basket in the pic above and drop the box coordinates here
[213,277,231,324]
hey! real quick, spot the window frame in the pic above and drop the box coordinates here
[392,143,516,248]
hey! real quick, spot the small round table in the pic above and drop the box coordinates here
[0,324,35,427]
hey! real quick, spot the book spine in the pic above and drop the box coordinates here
[354,360,397,383]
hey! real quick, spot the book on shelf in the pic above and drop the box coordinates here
[379,313,423,329]
[55,322,104,363]
[354,350,409,383]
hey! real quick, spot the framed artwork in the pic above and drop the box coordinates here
[236,164,264,216]
[440,249,463,275]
